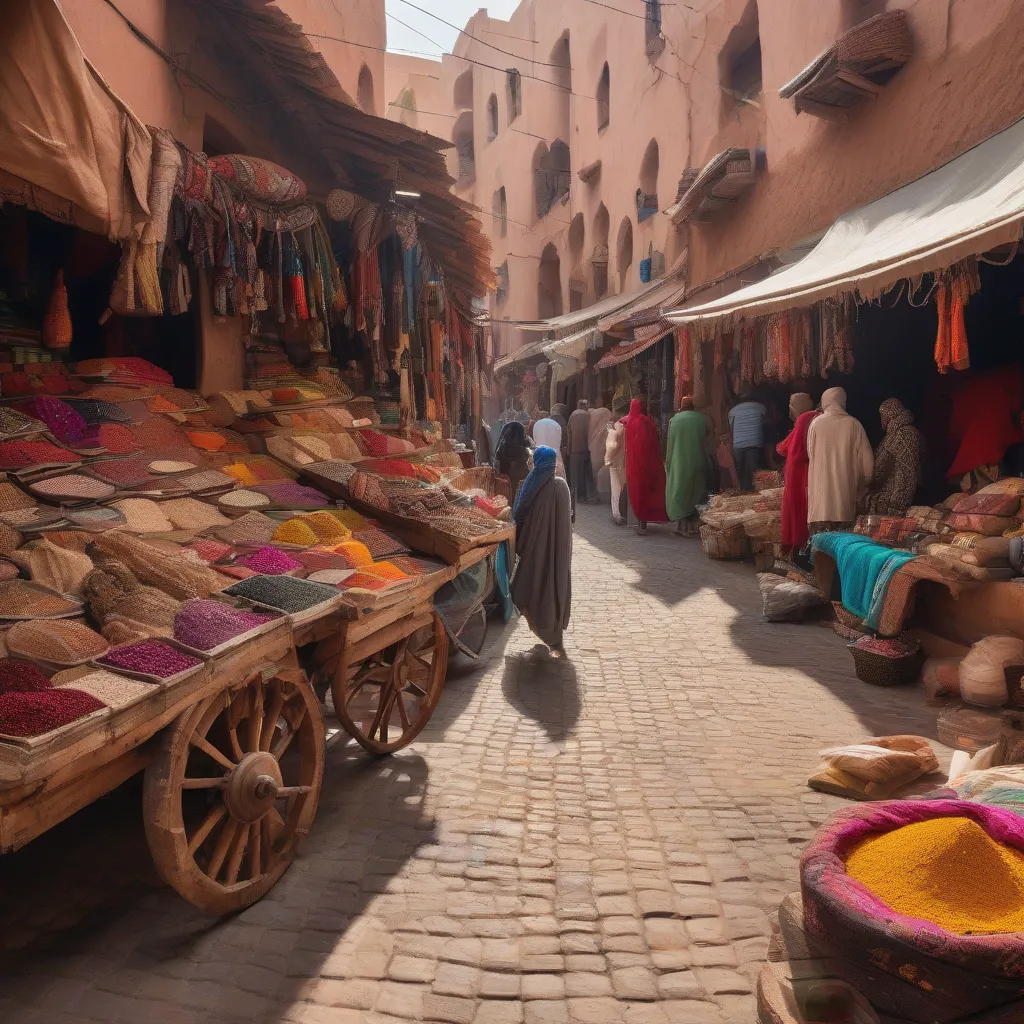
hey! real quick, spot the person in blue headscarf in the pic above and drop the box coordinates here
[510,446,573,654]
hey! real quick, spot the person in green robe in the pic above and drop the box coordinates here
[665,396,709,536]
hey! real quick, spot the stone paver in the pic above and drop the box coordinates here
[0,506,951,1023]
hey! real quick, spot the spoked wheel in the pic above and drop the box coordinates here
[444,604,488,660]
[331,612,448,755]
[144,669,324,914]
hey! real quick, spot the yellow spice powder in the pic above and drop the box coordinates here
[845,817,1024,935]
[271,518,319,547]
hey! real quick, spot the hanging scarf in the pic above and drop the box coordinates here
[674,327,692,411]
[740,322,756,384]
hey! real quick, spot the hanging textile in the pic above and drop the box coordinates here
[935,257,980,373]
[692,335,708,409]
[674,327,692,410]
[778,313,792,383]
[740,322,756,384]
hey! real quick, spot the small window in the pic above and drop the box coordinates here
[637,139,659,222]
[453,67,473,110]
[616,217,633,291]
[645,1,665,61]
[453,111,475,185]
[357,65,375,115]
[721,2,762,112]
[493,187,507,237]
[506,69,522,122]
[592,203,610,298]
[538,244,563,320]
[730,38,762,101]
[597,63,610,131]
[533,141,571,221]
[487,94,499,140]
[495,261,509,306]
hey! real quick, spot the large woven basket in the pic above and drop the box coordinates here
[700,524,746,560]
[848,637,924,687]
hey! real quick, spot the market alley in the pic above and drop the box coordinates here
[0,506,945,1024]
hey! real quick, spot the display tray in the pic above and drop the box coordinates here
[171,594,287,659]
[91,637,212,688]
[222,575,349,627]
[0,704,111,752]
[0,582,84,621]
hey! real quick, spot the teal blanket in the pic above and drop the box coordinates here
[812,532,916,630]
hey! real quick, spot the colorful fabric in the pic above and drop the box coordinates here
[812,532,916,628]
[869,399,923,515]
[946,366,1024,479]
[665,410,707,521]
[621,399,668,523]
[777,409,819,550]
[953,492,1021,517]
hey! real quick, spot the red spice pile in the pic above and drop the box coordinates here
[0,659,52,695]
[97,423,142,454]
[0,440,82,469]
[0,689,104,736]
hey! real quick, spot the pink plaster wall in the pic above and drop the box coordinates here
[386,0,1024,355]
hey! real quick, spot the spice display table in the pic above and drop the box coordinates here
[0,542,504,913]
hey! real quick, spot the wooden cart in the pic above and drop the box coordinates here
[0,541,507,913]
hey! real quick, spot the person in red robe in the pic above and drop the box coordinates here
[621,397,668,534]
[776,393,818,555]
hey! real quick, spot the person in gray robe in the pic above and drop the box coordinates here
[510,445,572,654]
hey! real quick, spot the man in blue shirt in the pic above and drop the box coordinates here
[729,394,767,492]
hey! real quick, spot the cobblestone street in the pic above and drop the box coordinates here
[0,506,948,1024]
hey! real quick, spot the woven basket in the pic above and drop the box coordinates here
[700,524,746,560]
[753,542,775,572]
[848,641,924,687]
[832,601,865,632]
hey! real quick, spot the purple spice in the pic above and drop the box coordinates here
[236,546,303,575]
[14,397,89,444]
[98,639,203,679]
[174,599,276,651]
[256,481,329,506]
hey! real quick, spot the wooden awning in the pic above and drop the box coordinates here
[195,0,494,304]
[666,147,765,226]
[778,11,913,120]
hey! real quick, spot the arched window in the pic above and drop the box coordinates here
[453,111,475,184]
[616,217,634,291]
[538,244,563,320]
[637,139,660,222]
[550,33,571,142]
[357,65,375,115]
[645,1,665,61]
[495,261,509,306]
[597,63,610,131]
[533,140,571,221]
[487,94,499,140]
[568,213,585,312]
[493,187,507,237]
[592,203,610,298]
[453,67,473,110]
[506,69,522,122]
[720,2,762,116]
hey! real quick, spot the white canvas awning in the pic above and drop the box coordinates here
[666,117,1024,327]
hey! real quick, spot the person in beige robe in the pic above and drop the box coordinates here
[605,419,627,525]
[806,387,873,532]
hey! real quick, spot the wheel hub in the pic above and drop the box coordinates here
[396,660,411,690]
[224,752,283,823]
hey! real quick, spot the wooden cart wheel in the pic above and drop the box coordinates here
[143,668,324,914]
[331,612,448,755]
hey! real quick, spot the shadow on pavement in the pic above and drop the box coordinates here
[572,502,946,747]
[501,644,581,741]
[0,737,434,1024]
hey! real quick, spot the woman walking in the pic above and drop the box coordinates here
[510,446,573,655]
[605,417,627,525]
[621,397,668,534]
[665,396,708,536]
